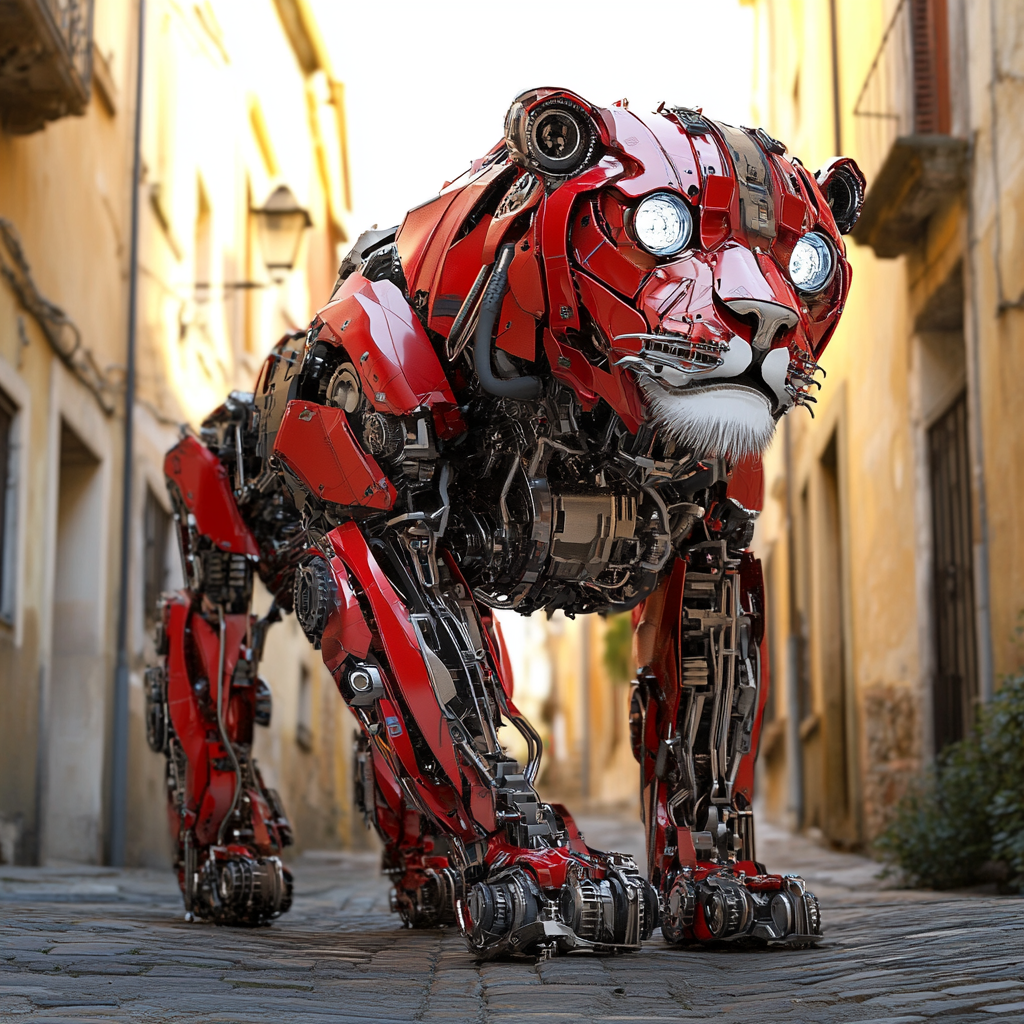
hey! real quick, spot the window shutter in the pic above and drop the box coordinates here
[910,0,951,134]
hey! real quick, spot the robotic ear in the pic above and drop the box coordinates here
[504,88,600,183]
[814,157,866,234]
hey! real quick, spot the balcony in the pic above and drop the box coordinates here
[0,0,95,135]
[850,0,967,258]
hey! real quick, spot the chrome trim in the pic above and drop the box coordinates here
[612,332,727,379]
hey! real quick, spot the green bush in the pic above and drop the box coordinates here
[602,612,634,685]
[878,672,1024,891]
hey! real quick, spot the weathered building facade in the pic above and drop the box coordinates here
[746,0,1024,846]
[0,0,357,866]
[498,610,639,812]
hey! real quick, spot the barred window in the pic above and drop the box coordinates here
[297,663,313,752]
[142,486,170,626]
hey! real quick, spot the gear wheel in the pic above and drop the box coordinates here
[293,557,334,646]
[362,410,404,459]
[702,878,753,939]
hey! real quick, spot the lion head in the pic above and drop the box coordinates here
[394,87,864,460]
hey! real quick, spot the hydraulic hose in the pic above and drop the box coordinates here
[473,243,541,400]
[215,607,243,846]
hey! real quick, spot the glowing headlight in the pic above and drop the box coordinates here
[788,232,834,293]
[633,193,693,256]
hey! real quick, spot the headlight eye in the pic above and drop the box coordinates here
[788,232,835,293]
[632,192,693,257]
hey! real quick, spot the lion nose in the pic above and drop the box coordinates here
[723,297,799,352]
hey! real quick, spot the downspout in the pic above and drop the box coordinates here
[109,0,147,867]
[962,0,994,704]
[829,0,843,154]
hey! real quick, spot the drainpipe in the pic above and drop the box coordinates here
[958,0,994,706]
[966,169,994,706]
[109,0,146,867]
[829,0,843,154]
[783,416,804,831]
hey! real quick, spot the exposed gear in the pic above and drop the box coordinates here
[459,860,658,959]
[361,410,404,459]
[293,557,335,646]
[192,855,293,926]
[660,869,822,946]
[143,665,168,755]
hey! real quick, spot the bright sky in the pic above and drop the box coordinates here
[309,0,755,236]
[303,1,756,705]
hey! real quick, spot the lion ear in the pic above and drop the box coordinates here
[504,88,601,184]
[815,157,866,234]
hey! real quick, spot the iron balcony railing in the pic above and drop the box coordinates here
[0,0,96,134]
[853,0,951,185]
[44,0,95,85]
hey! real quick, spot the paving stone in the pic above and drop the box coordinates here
[15,1018,121,1024]
[944,981,1024,995]
[30,996,121,1006]
[911,997,995,1016]
[220,974,317,990]
[0,816,1021,1022]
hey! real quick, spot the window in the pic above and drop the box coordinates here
[796,483,814,725]
[296,663,313,751]
[763,550,776,723]
[194,178,213,307]
[0,390,16,623]
[243,179,258,354]
[929,392,977,751]
[910,0,951,135]
[142,486,170,626]
[818,434,851,823]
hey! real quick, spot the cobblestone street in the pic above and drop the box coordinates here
[2,814,1023,1024]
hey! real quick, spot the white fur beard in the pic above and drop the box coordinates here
[641,382,776,459]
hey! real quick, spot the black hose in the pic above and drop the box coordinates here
[473,243,541,400]
[215,608,243,846]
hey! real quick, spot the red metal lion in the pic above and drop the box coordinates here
[146,87,863,956]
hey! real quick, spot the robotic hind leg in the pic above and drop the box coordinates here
[631,544,821,946]
[147,588,294,924]
[306,520,658,958]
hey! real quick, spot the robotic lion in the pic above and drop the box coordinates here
[146,87,863,957]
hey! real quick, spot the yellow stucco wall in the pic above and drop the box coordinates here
[748,0,1024,846]
[0,0,357,865]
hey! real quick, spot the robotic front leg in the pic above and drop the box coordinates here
[147,436,294,925]
[297,517,659,958]
[631,543,821,946]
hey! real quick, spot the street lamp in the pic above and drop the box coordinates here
[254,185,312,282]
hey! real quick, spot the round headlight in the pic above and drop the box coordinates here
[788,232,834,293]
[633,193,693,256]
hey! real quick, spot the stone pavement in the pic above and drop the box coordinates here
[2,813,1023,1024]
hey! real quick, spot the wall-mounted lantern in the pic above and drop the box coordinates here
[254,185,312,282]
